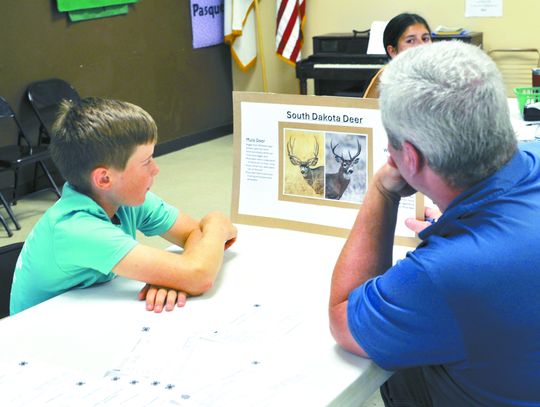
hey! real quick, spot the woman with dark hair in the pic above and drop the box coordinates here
[363,13,432,98]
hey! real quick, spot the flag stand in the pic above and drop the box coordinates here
[253,0,268,92]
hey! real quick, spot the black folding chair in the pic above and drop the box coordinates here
[0,96,61,221]
[26,78,81,145]
[0,191,18,237]
[0,241,23,318]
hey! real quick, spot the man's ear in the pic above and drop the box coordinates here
[91,167,112,190]
[402,141,425,175]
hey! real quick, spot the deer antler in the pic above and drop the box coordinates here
[330,140,341,158]
[287,137,296,157]
[287,137,303,166]
[349,138,362,160]
[313,136,319,159]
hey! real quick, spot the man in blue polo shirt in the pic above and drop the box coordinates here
[329,41,540,406]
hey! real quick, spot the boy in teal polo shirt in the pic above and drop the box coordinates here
[10,97,237,315]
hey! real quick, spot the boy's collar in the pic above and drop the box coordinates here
[111,214,121,225]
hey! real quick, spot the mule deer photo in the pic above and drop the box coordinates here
[286,136,324,195]
[325,138,362,200]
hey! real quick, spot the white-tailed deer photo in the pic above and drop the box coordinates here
[324,133,367,203]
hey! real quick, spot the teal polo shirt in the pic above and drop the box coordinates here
[10,183,178,315]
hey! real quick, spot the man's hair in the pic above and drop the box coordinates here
[383,13,431,57]
[379,41,517,189]
[51,97,158,194]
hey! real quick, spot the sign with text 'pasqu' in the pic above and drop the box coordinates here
[190,0,224,49]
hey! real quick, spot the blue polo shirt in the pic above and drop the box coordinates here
[348,142,540,406]
[10,184,178,315]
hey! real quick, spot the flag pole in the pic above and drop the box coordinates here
[253,0,268,92]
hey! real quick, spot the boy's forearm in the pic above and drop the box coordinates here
[114,219,233,295]
[182,227,204,250]
[180,224,229,292]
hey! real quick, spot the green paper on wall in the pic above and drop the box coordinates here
[57,0,138,12]
[68,5,129,21]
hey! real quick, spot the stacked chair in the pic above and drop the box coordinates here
[26,78,81,145]
[0,78,80,237]
[0,96,57,236]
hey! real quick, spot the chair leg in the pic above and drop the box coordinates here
[12,167,19,205]
[0,192,20,230]
[0,192,14,237]
[38,161,61,198]
[32,163,38,198]
[0,213,13,237]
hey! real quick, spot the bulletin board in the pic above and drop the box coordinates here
[231,92,423,247]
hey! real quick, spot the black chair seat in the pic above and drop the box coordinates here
[0,145,50,167]
[0,96,61,236]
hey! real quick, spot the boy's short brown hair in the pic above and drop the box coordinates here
[51,97,158,194]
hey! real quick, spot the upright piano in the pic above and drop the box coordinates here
[296,31,483,97]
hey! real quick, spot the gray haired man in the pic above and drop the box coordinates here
[329,41,540,406]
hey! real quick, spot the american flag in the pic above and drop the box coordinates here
[276,0,306,65]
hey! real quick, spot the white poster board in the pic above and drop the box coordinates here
[231,92,423,247]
